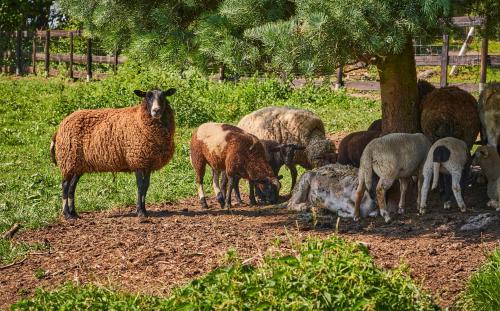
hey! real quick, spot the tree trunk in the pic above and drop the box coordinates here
[377,38,419,133]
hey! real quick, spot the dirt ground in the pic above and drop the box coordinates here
[1,180,499,309]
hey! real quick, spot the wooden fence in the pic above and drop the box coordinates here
[0,30,127,80]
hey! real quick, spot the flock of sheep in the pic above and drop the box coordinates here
[49,81,499,224]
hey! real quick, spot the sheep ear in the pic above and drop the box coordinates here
[163,88,176,96]
[134,90,146,97]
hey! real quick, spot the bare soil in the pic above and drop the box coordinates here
[1,181,499,309]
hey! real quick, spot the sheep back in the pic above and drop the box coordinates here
[337,130,380,167]
[237,107,329,167]
[54,104,175,178]
[420,86,480,149]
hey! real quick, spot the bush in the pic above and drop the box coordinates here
[12,236,438,310]
[459,248,500,311]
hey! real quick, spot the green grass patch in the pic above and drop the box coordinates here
[0,67,379,264]
[458,248,500,311]
[12,236,438,310]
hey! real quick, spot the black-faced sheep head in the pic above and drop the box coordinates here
[255,175,283,204]
[269,144,305,167]
[134,88,176,119]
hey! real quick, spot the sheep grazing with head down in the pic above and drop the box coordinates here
[473,145,500,211]
[50,88,177,219]
[190,123,281,209]
[228,139,303,205]
[419,137,470,214]
[420,86,480,149]
[353,133,431,223]
[237,107,336,192]
[478,83,500,147]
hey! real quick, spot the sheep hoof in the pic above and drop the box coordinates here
[249,200,257,206]
[380,210,391,223]
[459,206,467,213]
[419,208,427,215]
[200,198,209,209]
[443,201,452,210]
[216,193,225,208]
[223,203,232,209]
[397,207,405,215]
[64,211,79,220]
[136,208,147,217]
[353,216,360,222]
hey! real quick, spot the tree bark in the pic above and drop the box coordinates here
[377,38,419,133]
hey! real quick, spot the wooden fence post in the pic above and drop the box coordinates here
[15,30,22,75]
[31,33,36,75]
[69,32,74,79]
[113,48,118,74]
[335,66,344,90]
[44,30,50,77]
[440,34,449,87]
[86,38,92,81]
[479,36,488,92]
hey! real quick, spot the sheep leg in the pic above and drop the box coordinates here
[212,170,225,208]
[419,172,432,215]
[142,171,151,214]
[135,170,149,217]
[67,174,81,219]
[195,162,208,209]
[61,176,72,219]
[232,177,244,205]
[398,178,409,215]
[353,180,366,222]
[376,178,394,223]
[224,176,234,209]
[440,174,453,209]
[289,165,298,194]
[249,181,257,206]
[451,172,466,212]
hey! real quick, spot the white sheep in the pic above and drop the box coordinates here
[353,133,431,222]
[419,137,470,214]
[478,83,500,147]
[473,145,500,211]
[287,164,377,219]
[237,106,336,192]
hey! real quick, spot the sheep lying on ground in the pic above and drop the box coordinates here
[337,130,380,167]
[473,145,500,211]
[50,88,177,218]
[419,137,470,213]
[478,83,500,147]
[353,133,431,222]
[228,140,303,204]
[238,107,336,192]
[287,164,377,218]
[420,86,480,149]
[190,123,280,208]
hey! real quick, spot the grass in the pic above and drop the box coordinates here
[458,248,500,311]
[0,68,380,265]
[11,236,439,310]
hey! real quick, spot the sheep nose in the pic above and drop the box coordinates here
[152,107,161,116]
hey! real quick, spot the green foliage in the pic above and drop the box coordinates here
[459,248,500,311]
[12,236,438,310]
[0,69,379,265]
[0,0,54,31]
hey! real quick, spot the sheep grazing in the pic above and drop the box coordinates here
[190,123,280,209]
[237,107,337,192]
[419,137,470,214]
[229,139,304,204]
[50,88,177,219]
[353,133,431,222]
[473,145,500,211]
[337,130,380,167]
[420,86,480,149]
[287,164,377,218]
[478,83,500,147]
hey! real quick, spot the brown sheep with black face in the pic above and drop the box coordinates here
[50,88,176,218]
[190,123,281,208]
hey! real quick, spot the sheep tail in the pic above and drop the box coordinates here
[50,133,57,165]
[360,149,373,191]
[431,146,450,190]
